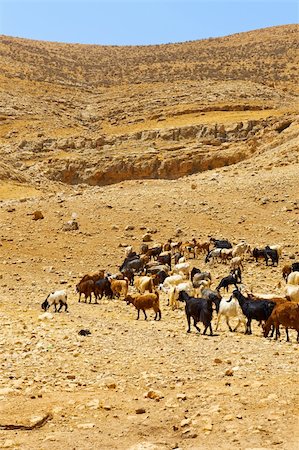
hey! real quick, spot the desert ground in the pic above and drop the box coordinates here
[0,25,298,450]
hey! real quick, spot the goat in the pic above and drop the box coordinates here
[78,270,105,284]
[181,239,197,259]
[151,270,168,286]
[120,267,135,286]
[178,290,213,335]
[41,290,68,313]
[205,248,222,264]
[110,278,129,299]
[264,302,299,342]
[191,267,201,281]
[125,245,134,257]
[145,263,170,275]
[216,273,239,292]
[230,256,244,272]
[120,255,144,273]
[210,238,232,249]
[219,248,233,263]
[168,281,194,310]
[161,274,185,294]
[157,251,171,269]
[94,277,113,300]
[76,280,95,303]
[174,251,184,265]
[193,271,212,284]
[146,245,163,260]
[125,292,161,320]
[252,247,279,266]
[287,271,299,285]
[282,265,292,282]
[134,276,154,294]
[199,287,222,313]
[140,243,149,254]
[232,242,250,258]
[230,289,275,335]
[173,262,190,279]
[215,296,246,332]
[194,241,210,256]
[193,278,211,290]
[267,244,283,258]
[170,241,182,254]
[285,284,299,302]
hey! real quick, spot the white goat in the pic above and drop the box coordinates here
[134,276,154,294]
[172,262,190,279]
[161,274,184,293]
[168,282,194,310]
[230,256,244,271]
[285,284,299,302]
[287,271,299,285]
[42,290,68,312]
[232,242,250,258]
[215,296,246,332]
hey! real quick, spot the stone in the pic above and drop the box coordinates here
[142,233,152,242]
[135,408,146,414]
[62,220,79,231]
[144,390,163,400]
[32,210,44,220]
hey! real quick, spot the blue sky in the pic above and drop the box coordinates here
[0,0,298,45]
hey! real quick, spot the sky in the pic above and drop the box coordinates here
[0,0,298,46]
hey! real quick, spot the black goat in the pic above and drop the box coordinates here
[120,256,144,273]
[152,270,168,286]
[146,245,163,260]
[94,277,113,300]
[157,252,171,269]
[178,291,213,335]
[230,289,275,335]
[292,262,299,272]
[210,238,232,249]
[252,247,279,266]
[216,273,239,292]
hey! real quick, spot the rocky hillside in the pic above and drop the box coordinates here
[0,25,298,187]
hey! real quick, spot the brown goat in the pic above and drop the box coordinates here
[78,270,105,284]
[76,279,96,303]
[264,302,299,342]
[125,292,161,320]
[194,241,210,256]
[110,278,129,298]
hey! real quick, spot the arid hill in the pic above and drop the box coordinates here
[0,25,298,187]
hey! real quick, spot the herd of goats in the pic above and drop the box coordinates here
[41,238,299,343]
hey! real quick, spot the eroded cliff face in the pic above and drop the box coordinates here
[18,115,297,186]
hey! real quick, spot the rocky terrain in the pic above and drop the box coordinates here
[0,25,298,450]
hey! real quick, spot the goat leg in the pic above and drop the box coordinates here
[226,317,233,332]
[186,314,191,333]
[143,309,147,320]
[193,319,201,333]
